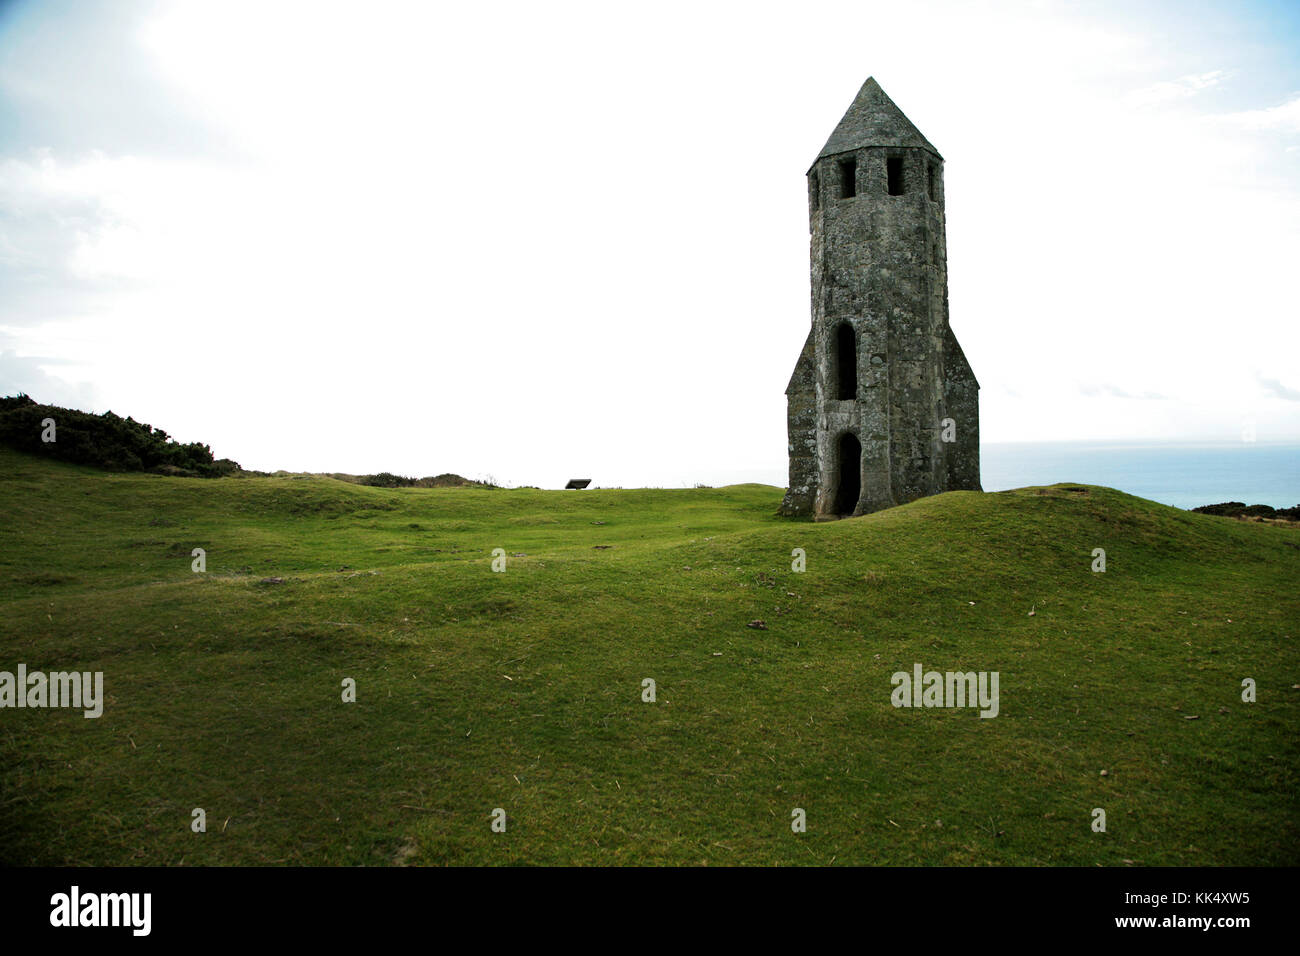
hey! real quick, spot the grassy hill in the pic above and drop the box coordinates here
[0,444,1296,866]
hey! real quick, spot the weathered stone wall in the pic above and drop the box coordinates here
[943,328,981,492]
[780,78,980,518]
[779,331,818,516]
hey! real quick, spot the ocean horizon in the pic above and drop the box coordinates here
[717,440,1298,510]
[979,440,1300,511]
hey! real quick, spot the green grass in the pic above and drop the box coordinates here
[0,446,1296,866]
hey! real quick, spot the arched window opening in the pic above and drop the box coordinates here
[835,322,857,400]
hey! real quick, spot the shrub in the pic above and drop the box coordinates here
[1191,502,1248,517]
[1193,501,1299,521]
[358,472,413,488]
[0,394,238,477]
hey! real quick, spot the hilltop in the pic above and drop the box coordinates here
[0,445,1296,865]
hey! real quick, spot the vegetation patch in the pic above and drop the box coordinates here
[0,394,237,477]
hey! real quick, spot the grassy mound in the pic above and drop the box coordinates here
[0,445,1295,865]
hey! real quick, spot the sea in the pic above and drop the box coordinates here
[979,441,1300,511]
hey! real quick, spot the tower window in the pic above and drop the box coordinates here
[927,163,936,202]
[838,158,856,199]
[887,156,904,196]
[835,322,856,400]
[810,171,820,210]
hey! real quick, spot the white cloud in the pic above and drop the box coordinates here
[1125,68,1233,107]
[0,347,100,410]
[1218,94,1300,132]
[1258,374,1300,402]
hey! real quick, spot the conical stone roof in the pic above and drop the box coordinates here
[814,77,942,166]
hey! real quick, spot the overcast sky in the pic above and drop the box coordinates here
[1,0,1297,487]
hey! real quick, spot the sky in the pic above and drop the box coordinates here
[1,0,1298,487]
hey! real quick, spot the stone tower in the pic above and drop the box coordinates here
[780,77,980,518]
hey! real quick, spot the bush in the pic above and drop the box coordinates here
[1193,501,1299,521]
[350,472,492,489]
[0,394,238,477]
[1191,502,1248,516]
[358,472,413,488]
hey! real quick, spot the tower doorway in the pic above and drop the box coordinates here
[835,433,861,515]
